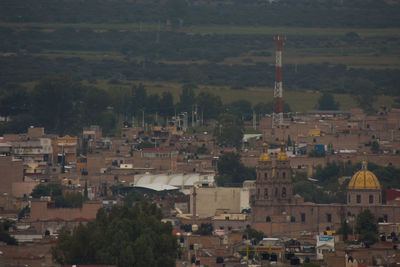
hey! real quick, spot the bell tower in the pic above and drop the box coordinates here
[255,143,273,204]
[274,142,293,204]
[255,142,293,206]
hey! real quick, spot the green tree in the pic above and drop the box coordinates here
[371,141,380,154]
[52,202,177,267]
[337,220,351,241]
[317,93,339,110]
[177,84,196,113]
[352,79,376,114]
[31,76,81,135]
[79,86,110,126]
[216,152,256,186]
[0,84,29,121]
[227,100,253,121]
[0,220,18,245]
[31,184,63,198]
[214,113,244,149]
[196,92,222,120]
[245,225,264,243]
[130,83,147,116]
[356,209,378,245]
[159,91,174,118]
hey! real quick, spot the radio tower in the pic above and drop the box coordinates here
[272,35,286,128]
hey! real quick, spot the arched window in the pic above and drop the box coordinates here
[282,172,286,179]
[369,195,374,204]
[266,216,271,222]
[264,189,268,199]
[357,195,361,203]
[282,187,286,198]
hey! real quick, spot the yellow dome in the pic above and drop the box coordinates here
[277,142,288,161]
[348,161,380,190]
[259,142,270,161]
[259,153,270,162]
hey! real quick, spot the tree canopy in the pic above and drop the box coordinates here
[356,209,378,245]
[216,152,256,186]
[52,202,178,267]
[317,93,339,110]
[214,113,244,149]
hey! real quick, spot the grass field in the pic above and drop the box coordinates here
[2,22,400,37]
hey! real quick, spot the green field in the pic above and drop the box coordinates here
[2,22,400,37]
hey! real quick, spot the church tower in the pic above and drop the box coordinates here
[255,142,293,206]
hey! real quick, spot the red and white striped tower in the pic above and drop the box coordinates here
[272,35,286,128]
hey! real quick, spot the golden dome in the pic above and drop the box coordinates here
[348,161,380,190]
[259,142,270,162]
[277,142,288,161]
[259,153,270,162]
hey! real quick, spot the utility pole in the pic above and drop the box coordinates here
[253,110,256,130]
[142,110,145,128]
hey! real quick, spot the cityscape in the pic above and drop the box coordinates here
[1,0,400,267]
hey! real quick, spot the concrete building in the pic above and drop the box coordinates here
[189,181,255,218]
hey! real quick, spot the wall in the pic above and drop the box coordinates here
[190,187,241,218]
[0,156,24,196]
[30,200,101,221]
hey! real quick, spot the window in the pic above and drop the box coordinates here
[264,189,268,199]
[264,173,268,179]
[357,195,361,203]
[348,195,351,203]
[291,216,296,222]
[282,172,286,178]
[369,195,374,204]
[257,189,260,199]
[275,188,278,197]
[384,214,388,222]
[266,216,271,222]
[327,214,332,223]
[282,187,286,198]
[301,213,306,222]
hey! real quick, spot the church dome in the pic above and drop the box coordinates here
[259,142,270,162]
[277,142,288,161]
[348,161,380,190]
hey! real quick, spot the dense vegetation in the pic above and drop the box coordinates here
[52,202,178,267]
[1,0,399,27]
[216,152,256,186]
[31,184,85,208]
[0,76,290,135]
[0,220,18,245]
[1,55,399,96]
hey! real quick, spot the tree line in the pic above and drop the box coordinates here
[1,55,399,97]
[0,76,285,136]
[2,28,398,63]
[1,0,399,27]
